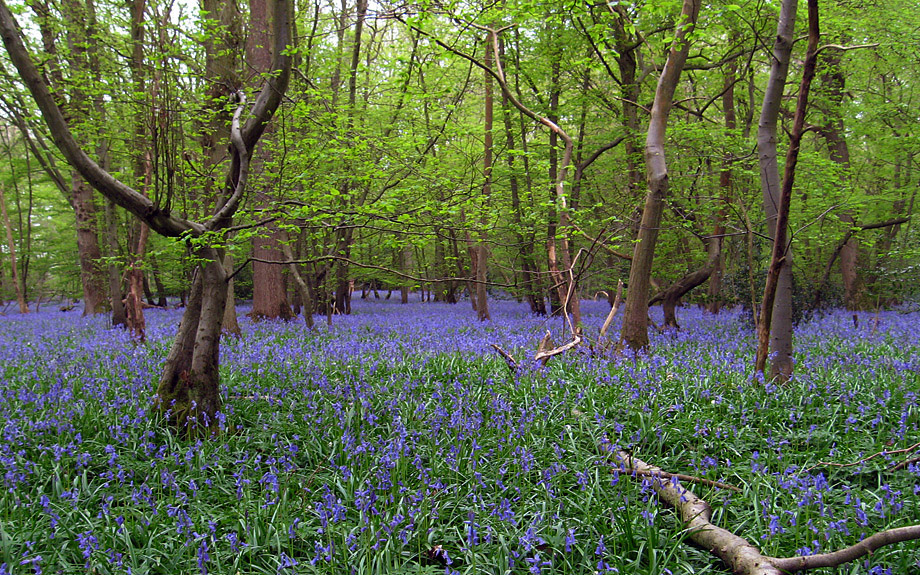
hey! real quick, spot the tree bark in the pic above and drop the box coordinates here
[72,175,107,315]
[817,48,866,310]
[0,182,26,313]
[620,0,702,350]
[476,30,493,322]
[248,0,292,321]
[104,199,126,327]
[754,0,798,379]
[756,0,820,381]
[0,0,292,434]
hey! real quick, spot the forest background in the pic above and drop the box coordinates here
[0,0,917,351]
[1,0,920,572]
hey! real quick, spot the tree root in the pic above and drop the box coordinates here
[603,444,920,574]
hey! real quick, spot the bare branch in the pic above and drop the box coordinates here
[771,525,920,573]
[599,280,624,341]
[534,332,582,363]
[816,42,879,56]
[489,343,517,372]
[804,440,920,473]
[612,466,742,493]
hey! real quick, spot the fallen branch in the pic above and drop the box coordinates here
[534,330,582,365]
[492,330,583,371]
[603,445,920,574]
[598,280,624,342]
[805,439,920,473]
[890,454,920,472]
[604,446,784,575]
[771,525,920,572]
[611,465,741,493]
[489,343,517,372]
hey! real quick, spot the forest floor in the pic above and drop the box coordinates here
[0,299,918,574]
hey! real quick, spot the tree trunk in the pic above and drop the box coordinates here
[125,223,148,341]
[756,0,820,381]
[620,0,702,350]
[708,51,738,314]
[104,199,126,326]
[199,0,242,328]
[124,0,149,341]
[818,48,866,310]
[155,247,228,434]
[222,253,242,336]
[251,227,293,320]
[753,0,797,378]
[72,175,106,315]
[610,5,644,234]
[148,252,168,307]
[0,183,26,313]
[476,30,493,321]
[280,234,314,329]
[248,0,292,321]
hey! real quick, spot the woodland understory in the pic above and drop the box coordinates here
[1,300,919,574]
[0,0,919,572]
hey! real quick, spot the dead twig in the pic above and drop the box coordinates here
[598,280,624,343]
[804,440,920,473]
[612,466,742,493]
[490,343,518,372]
[534,330,582,365]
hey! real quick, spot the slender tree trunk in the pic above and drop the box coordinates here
[148,252,168,307]
[124,0,148,341]
[475,31,493,321]
[104,200,126,327]
[0,183,26,313]
[610,5,644,233]
[753,0,798,377]
[280,234,314,329]
[818,48,866,310]
[708,52,738,313]
[756,0,820,381]
[500,74,542,314]
[620,0,702,350]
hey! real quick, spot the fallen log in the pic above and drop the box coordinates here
[603,445,920,574]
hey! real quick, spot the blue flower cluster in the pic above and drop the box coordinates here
[0,300,917,573]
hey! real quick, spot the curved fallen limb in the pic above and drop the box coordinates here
[603,445,920,574]
[770,525,920,572]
